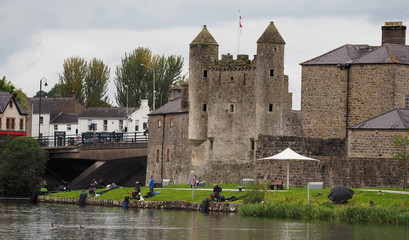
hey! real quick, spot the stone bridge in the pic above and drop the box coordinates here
[44,142,148,189]
[45,142,148,160]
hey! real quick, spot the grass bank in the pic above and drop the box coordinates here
[47,185,409,224]
[239,187,409,224]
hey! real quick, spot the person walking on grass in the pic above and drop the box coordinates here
[149,175,155,197]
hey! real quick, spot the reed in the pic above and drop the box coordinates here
[238,202,409,225]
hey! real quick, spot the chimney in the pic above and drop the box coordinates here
[382,21,406,45]
[181,82,189,109]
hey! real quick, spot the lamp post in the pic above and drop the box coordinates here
[141,64,156,110]
[125,84,128,132]
[38,77,48,140]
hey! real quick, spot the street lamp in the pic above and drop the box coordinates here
[125,84,128,132]
[141,64,156,110]
[38,77,48,140]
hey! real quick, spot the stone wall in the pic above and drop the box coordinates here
[348,65,398,126]
[301,64,409,140]
[348,129,406,158]
[301,65,348,139]
[38,196,240,213]
[254,136,406,188]
[146,113,192,185]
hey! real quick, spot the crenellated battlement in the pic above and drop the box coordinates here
[208,53,257,71]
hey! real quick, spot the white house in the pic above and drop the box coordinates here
[77,99,150,134]
[29,95,86,138]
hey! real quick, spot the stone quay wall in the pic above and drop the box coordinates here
[255,135,406,188]
[38,196,241,213]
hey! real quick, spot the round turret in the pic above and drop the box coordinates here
[189,25,219,141]
[255,22,286,137]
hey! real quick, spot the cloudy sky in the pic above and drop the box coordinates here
[1,0,408,109]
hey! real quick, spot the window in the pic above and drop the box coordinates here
[143,122,148,130]
[243,73,246,85]
[203,70,208,78]
[135,120,139,131]
[229,103,235,113]
[251,139,255,151]
[170,119,174,128]
[67,124,71,130]
[202,104,207,112]
[104,120,108,131]
[119,120,123,130]
[0,118,2,129]
[218,73,221,85]
[209,139,213,150]
[6,118,15,129]
[405,96,409,108]
[54,125,58,131]
[270,69,274,77]
[166,148,170,162]
[269,104,274,112]
[156,149,160,162]
[9,101,13,108]
[19,118,24,130]
[157,119,162,128]
[230,76,234,83]
[40,116,43,124]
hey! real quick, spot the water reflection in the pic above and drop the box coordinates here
[0,198,408,240]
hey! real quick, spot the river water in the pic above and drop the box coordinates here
[0,198,408,240]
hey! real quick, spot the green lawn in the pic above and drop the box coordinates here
[47,183,248,203]
[47,185,409,208]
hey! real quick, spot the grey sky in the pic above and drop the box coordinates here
[1,0,408,109]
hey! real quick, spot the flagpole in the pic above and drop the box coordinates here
[238,9,241,55]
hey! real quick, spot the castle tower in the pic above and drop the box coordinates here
[188,25,218,142]
[255,22,286,137]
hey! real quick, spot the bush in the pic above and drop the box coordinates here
[242,181,267,204]
[0,137,48,196]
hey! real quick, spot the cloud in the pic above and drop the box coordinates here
[1,0,408,110]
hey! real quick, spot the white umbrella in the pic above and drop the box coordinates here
[258,148,320,189]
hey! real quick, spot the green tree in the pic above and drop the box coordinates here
[114,47,185,109]
[394,134,409,188]
[58,57,87,104]
[0,76,22,103]
[0,137,48,196]
[115,47,152,108]
[34,83,61,98]
[85,58,111,107]
[154,55,185,107]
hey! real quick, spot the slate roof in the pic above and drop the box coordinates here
[50,113,79,124]
[78,107,139,118]
[349,109,409,130]
[148,97,188,116]
[0,91,28,115]
[30,97,72,114]
[353,44,409,64]
[301,44,409,66]
[301,44,376,65]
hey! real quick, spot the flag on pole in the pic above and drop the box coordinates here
[238,9,242,54]
[239,9,243,33]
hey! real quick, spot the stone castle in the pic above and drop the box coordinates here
[146,21,409,188]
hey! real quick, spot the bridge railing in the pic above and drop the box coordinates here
[35,131,148,147]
